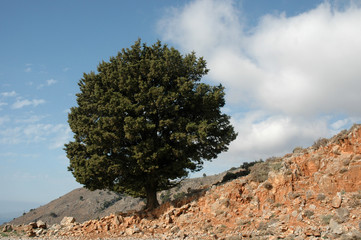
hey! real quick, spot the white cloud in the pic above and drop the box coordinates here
[1,91,16,97]
[0,122,71,149]
[12,98,45,109]
[38,78,57,89]
[46,78,57,86]
[159,0,361,166]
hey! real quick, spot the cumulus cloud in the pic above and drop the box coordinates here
[12,98,45,109]
[159,0,361,169]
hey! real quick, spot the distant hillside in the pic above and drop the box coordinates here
[9,168,237,226]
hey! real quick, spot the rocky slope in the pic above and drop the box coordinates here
[8,166,231,226]
[2,124,361,239]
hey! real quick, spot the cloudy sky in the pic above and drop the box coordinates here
[1,0,361,222]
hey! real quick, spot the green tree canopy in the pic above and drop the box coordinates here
[65,40,237,210]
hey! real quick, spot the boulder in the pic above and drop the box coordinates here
[331,193,342,208]
[2,224,12,232]
[60,216,76,226]
[36,220,47,229]
[329,218,343,235]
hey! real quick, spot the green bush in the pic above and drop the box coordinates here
[249,162,271,183]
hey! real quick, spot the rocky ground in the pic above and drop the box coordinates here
[2,124,361,239]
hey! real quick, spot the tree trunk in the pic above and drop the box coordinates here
[145,185,159,210]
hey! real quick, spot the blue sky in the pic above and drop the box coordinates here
[1,0,361,223]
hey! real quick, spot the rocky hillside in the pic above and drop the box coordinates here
[2,124,361,239]
[8,166,234,226]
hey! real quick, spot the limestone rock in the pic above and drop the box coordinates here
[2,224,12,232]
[125,225,141,235]
[60,216,76,226]
[329,218,343,235]
[332,193,342,208]
[36,220,47,229]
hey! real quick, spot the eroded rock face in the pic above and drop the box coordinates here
[4,125,361,239]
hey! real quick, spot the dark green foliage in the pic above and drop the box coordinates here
[65,39,237,209]
[240,160,263,172]
[50,212,58,218]
[221,170,249,183]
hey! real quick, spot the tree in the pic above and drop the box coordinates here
[65,40,237,210]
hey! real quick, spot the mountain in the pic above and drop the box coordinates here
[2,124,361,239]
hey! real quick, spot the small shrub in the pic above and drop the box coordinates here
[50,212,58,218]
[312,138,328,149]
[203,173,207,177]
[263,182,273,190]
[339,168,348,174]
[79,196,84,201]
[321,215,333,225]
[274,203,283,208]
[257,221,268,231]
[249,162,270,183]
[270,162,283,172]
[293,146,303,153]
[304,210,314,218]
[349,192,361,208]
[240,160,263,172]
[317,193,326,201]
[222,172,237,182]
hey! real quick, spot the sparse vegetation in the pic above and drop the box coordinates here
[263,182,273,190]
[312,137,328,150]
[292,146,304,153]
[99,196,123,211]
[339,168,348,174]
[249,158,283,183]
[349,191,361,208]
[321,214,333,225]
[240,160,262,171]
[50,212,58,218]
[221,170,249,183]
[317,193,326,201]
[304,210,314,218]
